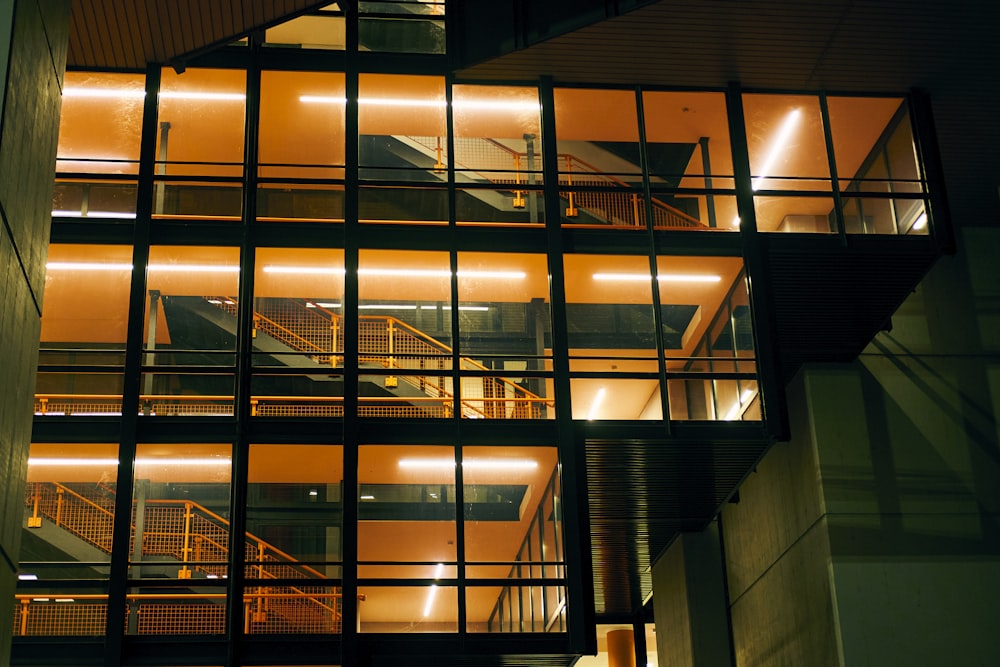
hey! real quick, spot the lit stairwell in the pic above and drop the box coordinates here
[406,135,704,228]
[20,482,342,636]
[213,296,550,419]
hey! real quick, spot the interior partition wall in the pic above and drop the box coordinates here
[16,23,937,666]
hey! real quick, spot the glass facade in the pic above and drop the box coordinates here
[19,6,938,663]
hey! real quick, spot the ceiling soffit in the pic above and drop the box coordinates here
[67,0,331,70]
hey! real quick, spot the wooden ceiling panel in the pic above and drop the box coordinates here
[67,0,330,69]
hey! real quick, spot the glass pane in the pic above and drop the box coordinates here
[462,447,565,632]
[264,3,346,50]
[358,445,457,570]
[357,250,453,417]
[742,94,831,192]
[12,591,111,637]
[359,1,446,54]
[155,68,246,220]
[564,254,656,351]
[259,71,345,174]
[554,88,640,179]
[23,443,119,574]
[642,91,733,185]
[456,252,552,419]
[252,248,346,409]
[357,585,457,632]
[358,185,448,224]
[58,72,144,175]
[358,74,446,178]
[247,445,343,573]
[753,195,836,233]
[828,97,922,194]
[244,585,343,634]
[37,245,131,412]
[129,444,233,580]
[127,584,226,635]
[452,84,542,184]
[456,186,545,226]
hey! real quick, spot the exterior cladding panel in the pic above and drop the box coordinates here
[0,1,70,662]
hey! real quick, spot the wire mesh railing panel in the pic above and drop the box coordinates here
[254,299,339,362]
[135,602,226,635]
[34,396,124,415]
[25,483,115,553]
[14,600,108,637]
[253,401,345,417]
[245,589,342,635]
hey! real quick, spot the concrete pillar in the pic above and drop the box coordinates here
[721,224,1000,665]
[651,523,733,667]
[606,628,636,667]
[0,0,71,663]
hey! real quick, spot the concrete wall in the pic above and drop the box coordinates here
[0,0,70,663]
[719,224,1000,666]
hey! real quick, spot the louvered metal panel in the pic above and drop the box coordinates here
[67,0,330,69]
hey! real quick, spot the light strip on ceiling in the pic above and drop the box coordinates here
[300,96,539,112]
[593,273,722,283]
[263,266,526,279]
[398,458,538,471]
[723,388,757,421]
[52,210,138,219]
[28,457,231,467]
[63,88,246,101]
[46,262,239,273]
[913,212,928,230]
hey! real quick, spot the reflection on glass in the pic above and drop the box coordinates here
[742,94,831,192]
[357,586,457,632]
[358,185,448,224]
[128,444,232,580]
[37,245,131,411]
[58,72,144,175]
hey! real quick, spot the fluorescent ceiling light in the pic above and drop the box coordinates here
[299,96,538,112]
[18,574,38,581]
[420,305,490,312]
[593,273,722,283]
[359,304,417,310]
[52,210,137,219]
[913,212,928,230]
[46,262,239,273]
[360,494,375,500]
[751,108,801,191]
[63,88,245,101]
[264,266,526,280]
[587,387,606,421]
[28,457,231,467]
[398,458,538,471]
[46,262,132,271]
[723,388,757,421]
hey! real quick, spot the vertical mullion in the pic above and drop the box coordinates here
[819,93,847,242]
[226,33,262,663]
[726,83,790,440]
[636,86,672,431]
[103,64,160,667]
[340,5,361,662]
[539,76,596,655]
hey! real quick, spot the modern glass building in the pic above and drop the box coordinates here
[3,2,995,667]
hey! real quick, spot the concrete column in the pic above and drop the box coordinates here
[0,0,71,663]
[606,628,636,667]
[651,522,733,667]
[721,225,1000,665]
